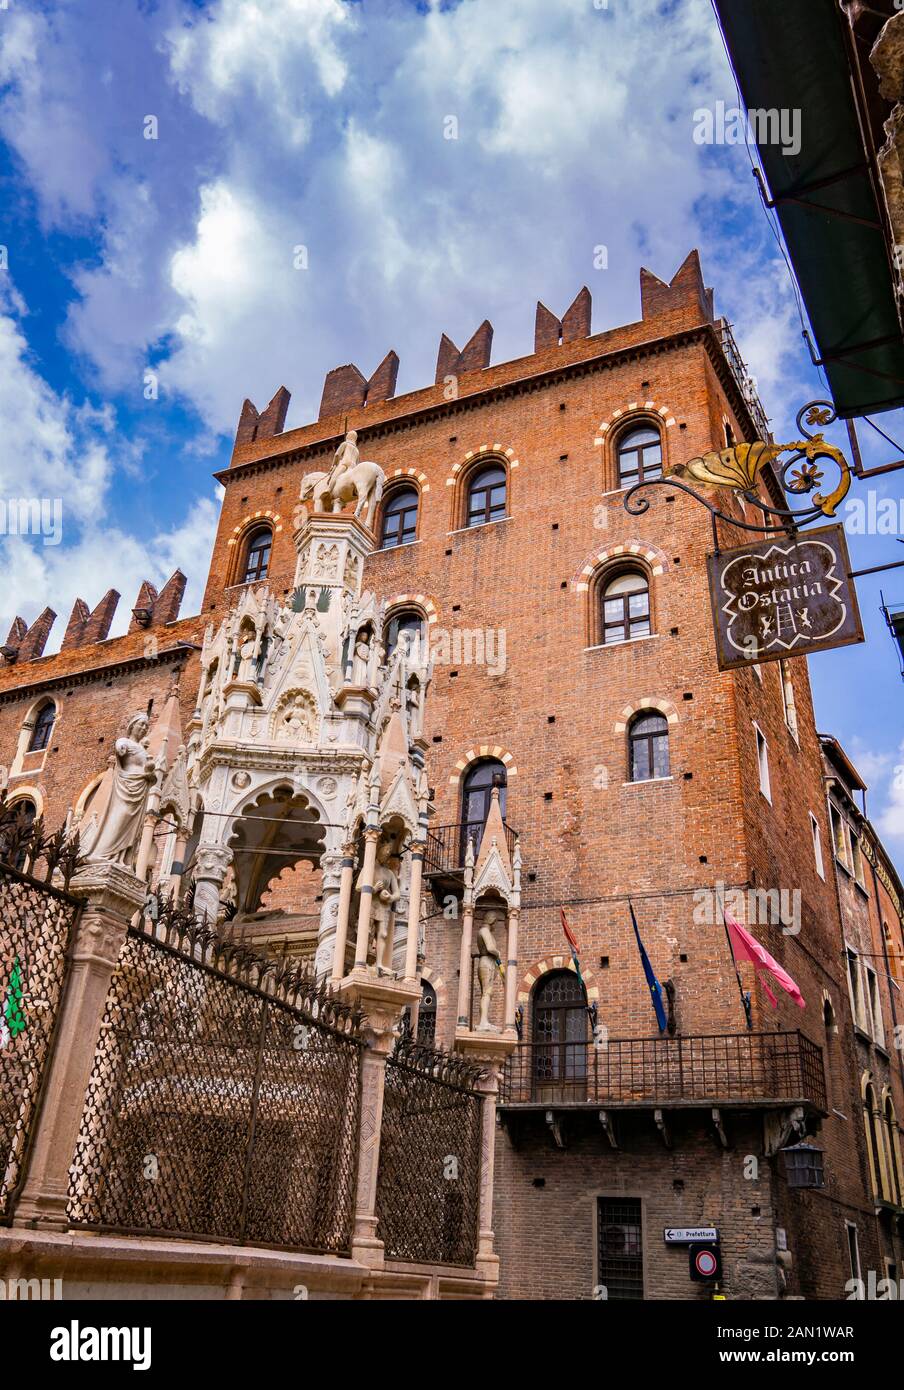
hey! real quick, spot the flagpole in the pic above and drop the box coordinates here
[560,907,594,1024]
[628,898,668,1034]
[717,886,752,1030]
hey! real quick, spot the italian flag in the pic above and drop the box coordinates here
[0,956,26,1049]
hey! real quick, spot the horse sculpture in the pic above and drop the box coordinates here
[298,430,385,530]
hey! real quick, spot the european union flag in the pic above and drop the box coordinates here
[629,901,668,1033]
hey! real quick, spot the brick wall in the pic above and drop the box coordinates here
[0,260,898,1297]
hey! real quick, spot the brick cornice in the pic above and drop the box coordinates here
[215,323,760,486]
[0,643,198,707]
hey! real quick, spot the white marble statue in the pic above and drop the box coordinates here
[298,431,385,528]
[352,629,372,687]
[476,910,503,1032]
[366,838,400,974]
[83,712,158,867]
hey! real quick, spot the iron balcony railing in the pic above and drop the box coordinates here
[719,321,771,442]
[423,819,517,877]
[500,1031,826,1112]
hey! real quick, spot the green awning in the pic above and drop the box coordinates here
[713,0,904,418]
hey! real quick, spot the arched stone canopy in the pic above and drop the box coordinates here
[183,504,432,981]
[225,781,328,916]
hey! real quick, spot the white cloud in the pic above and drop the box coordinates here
[875,742,904,843]
[166,0,354,143]
[0,0,832,648]
[0,6,115,226]
[136,0,782,435]
[0,283,112,524]
[0,0,804,449]
[161,179,306,429]
[0,495,219,652]
[844,739,892,789]
[0,279,218,648]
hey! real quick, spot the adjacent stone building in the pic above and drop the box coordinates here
[2,249,902,1299]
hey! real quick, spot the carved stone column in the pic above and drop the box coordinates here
[134,770,165,884]
[453,1034,516,1288]
[474,1061,503,1282]
[168,828,189,900]
[313,830,344,978]
[339,977,419,1268]
[403,839,425,986]
[350,1019,394,1268]
[504,906,520,1030]
[457,903,475,1028]
[331,846,357,982]
[192,844,233,926]
[13,861,146,1229]
[352,828,380,969]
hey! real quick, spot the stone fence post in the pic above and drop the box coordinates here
[13,862,145,1229]
[339,977,419,1270]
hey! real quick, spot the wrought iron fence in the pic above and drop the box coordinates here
[376,1038,483,1267]
[68,897,364,1255]
[423,819,517,877]
[0,861,80,1221]
[500,1032,826,1111]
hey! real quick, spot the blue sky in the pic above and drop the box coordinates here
[0,0,902,853]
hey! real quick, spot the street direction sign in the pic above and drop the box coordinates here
[664,1227,719,1244]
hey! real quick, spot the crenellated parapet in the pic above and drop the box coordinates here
[1,571,189,668]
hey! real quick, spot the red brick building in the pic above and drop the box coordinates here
[2,249,902,1299]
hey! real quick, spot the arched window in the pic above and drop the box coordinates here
[532,969,588,1099]
[242,526,272,583]
[628,711,670,782]
[460,759,507,843]
[380,486,419,549]
[28,702,55,752]
[822,997,838,1111]
[885,1096,903,1206]
[864,1081,888,1200]
[5,798,37,871]
[384,609,425,660]
[601,571,650,645]
[466,463,507,527]
[617,425,662,486]
[417,980,437,1045]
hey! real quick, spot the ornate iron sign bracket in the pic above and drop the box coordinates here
[623,401,852,545]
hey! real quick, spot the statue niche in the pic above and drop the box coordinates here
[271,689,319,745]
[476,909,504,1032]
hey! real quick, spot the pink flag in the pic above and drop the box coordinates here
[724,910,805,1010]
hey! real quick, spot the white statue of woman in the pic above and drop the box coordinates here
[84,713,157,867]
[476,910,503,1031]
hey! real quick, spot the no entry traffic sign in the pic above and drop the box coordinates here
[689,1242,722,1282]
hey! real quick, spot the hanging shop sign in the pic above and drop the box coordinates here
[706,524,864,671]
